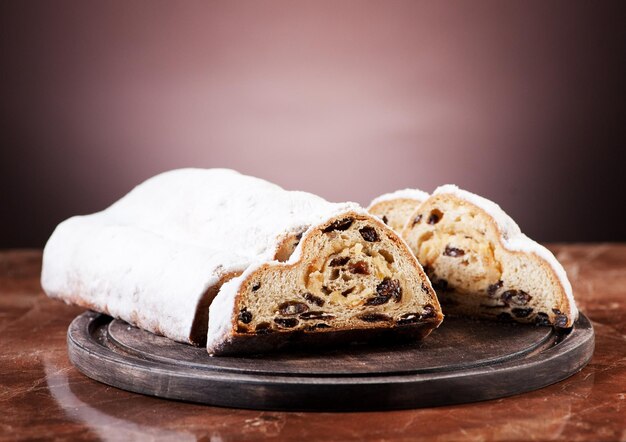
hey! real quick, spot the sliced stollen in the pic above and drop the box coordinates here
[398,185,577,328]
[207,212,443,355]
[41,168,442,354]
[368,188,429,231]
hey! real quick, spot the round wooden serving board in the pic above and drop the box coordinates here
[67,312,594,411]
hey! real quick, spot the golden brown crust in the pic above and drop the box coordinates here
[273,231,305,262]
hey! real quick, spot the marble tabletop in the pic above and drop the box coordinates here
[1,245,624,441]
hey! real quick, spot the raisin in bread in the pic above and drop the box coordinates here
[368,188,429,231]
[207,212,443,355]
[400,185,577,328]
[42,169,442,353]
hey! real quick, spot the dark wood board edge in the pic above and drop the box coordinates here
[67,312,594,411]
[104,317,560,377]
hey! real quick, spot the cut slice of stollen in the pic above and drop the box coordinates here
[400,185,577,328]
[207,211,443,355]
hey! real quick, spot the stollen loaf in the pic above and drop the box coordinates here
[42,169,443,355]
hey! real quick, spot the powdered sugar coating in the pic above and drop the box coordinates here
[41,168,368,344]
[42,216,250,343]
[105,169,361,261]
[368,188,429,209]
[433,184,577,321]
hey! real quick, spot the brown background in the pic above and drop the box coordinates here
[1,1,624,248]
